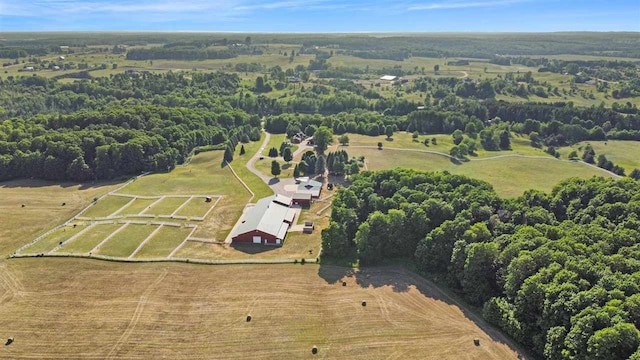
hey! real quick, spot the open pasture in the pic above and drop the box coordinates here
[559,140,640,173]
[347,147,615,198]
[0,260,522,359]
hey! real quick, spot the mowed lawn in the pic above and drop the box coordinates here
[133,226,192,259]
[118,198,157,216]
[59,223,124,254]
[94,224,158,258]
[0,260,522,359]
[347,147,615,198]
[559,140,640,173]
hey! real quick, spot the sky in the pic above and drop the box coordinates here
[0,0,638,32]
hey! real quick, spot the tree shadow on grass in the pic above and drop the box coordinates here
[317,262,530,359]
[268,178,280,185]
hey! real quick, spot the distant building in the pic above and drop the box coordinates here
[59,56,65,60]
[380,75,397,81]
[18,66,35,72]
[231,195,296,246]
[288,76,302,83]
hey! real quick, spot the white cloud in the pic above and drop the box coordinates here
[408,0,528,11]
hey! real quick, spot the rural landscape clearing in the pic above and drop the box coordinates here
[2,1,640,358]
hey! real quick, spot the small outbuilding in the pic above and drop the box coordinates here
[296,179,323,199]
[303,221,314,234]
[380,75,397,81]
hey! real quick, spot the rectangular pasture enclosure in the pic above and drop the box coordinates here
[94,224,159,258]
[117,198,158,216]
[174,196,219,218]
[141,196,189,216]
[57,223,123,254]
[133,226,193,259]
[22,224,87,254]
[81,196,133,219]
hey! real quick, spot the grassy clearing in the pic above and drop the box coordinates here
[347,147,614,198]
[254,158,295,179]
[343,132,551,159]
[121,151,246,196]
[119,198,157,216]
[81,195,131,218]
[21,224,86,254]
[175,197,216,218]
[559,140,640,173]
[0,260,521,359]
[133,226,192,258]
[262,133,287,156]
[59,223,123,254]
[94,224,158,257]
[143,196,188,216]
[232,135,274,200]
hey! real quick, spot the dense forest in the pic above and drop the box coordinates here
[0,72,261,181]
[323,170,640,359]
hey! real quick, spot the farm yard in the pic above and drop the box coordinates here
[11,150,319,262]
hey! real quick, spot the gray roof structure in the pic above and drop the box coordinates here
[297,179,323,198]
[232,196,296,240]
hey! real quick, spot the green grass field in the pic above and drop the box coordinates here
[347,147,615,198]
[59,223,123,254]
[175,197,217,218]
[342,132,550,159]
[232,134,275,200]
[118,198,157,215]
[559,140,640,173]
[143,196,188,216]
[133,225,192,258]
[22,224,87,254]
[94,224,158,257]
[82,195,132,218]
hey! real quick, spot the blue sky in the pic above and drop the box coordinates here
[1,0,638,32]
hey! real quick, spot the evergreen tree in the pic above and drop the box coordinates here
[271,160,281,177]
[239,145,245,155]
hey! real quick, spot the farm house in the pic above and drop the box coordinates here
[231,195,296,246]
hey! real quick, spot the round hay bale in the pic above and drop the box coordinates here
[246,314,252,322]
[342,281,347,287]
[473,338,480,346]
[21,204,25,208]
[62,202,66,206]
[311,345,318,355]
[6,337,14,346]
[361,300,367,307]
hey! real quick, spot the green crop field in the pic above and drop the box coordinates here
[133,225,192,258]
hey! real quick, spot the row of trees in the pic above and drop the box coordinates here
[323,169,640,359]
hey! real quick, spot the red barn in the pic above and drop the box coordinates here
[231,195,296,246]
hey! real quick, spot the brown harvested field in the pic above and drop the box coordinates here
[0,259,522,359]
